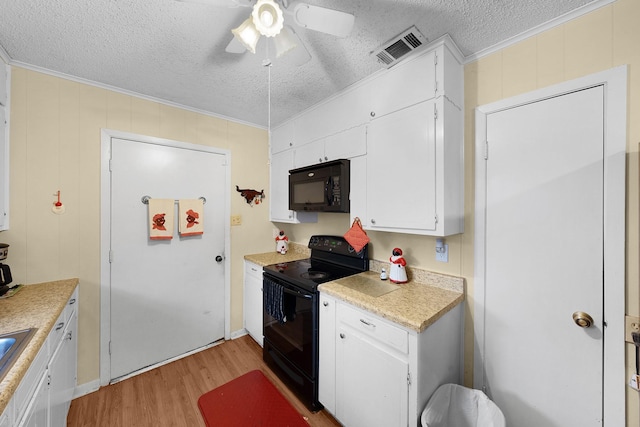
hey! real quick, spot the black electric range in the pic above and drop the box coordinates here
[262,235,369,411]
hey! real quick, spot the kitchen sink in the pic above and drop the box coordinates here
[0,328,37,383]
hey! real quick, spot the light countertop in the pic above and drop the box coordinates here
[319,271,464,333]
[0,278,79,415]
[244,242,310,267]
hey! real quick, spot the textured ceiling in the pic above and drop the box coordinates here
[0,0,597,128]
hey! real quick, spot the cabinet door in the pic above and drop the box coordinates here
[293,141,325,168]
[269,151,317,223]
[336,324,409,427]
[49,310,77,427]
[18,372,48,427]
[243,261,263,346]
[323,125,367,161]
[270,121,295,154]
[369,50,436,120]
[366,99,437,232]
[318,294,336,414]
[270,151,296,222]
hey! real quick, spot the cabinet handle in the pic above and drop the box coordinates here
[339,333,346,339]
[69,298,76,305]
[360,319,375,328]
[251,267,258,272]
[371,219,376,224]
[319,157,323,162]
[323,301,329,307]
[289,142,293,147]
[324,156,328,161]
[56,322,65,331]
[370,111,376,117]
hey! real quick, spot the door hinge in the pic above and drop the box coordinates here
[434,104,438,120]
[109,158,113,172]
[407,372,412,386]
[109,341,111,355]
[434,52,438,65]
[109,250,114,263]
[484,140,489,160]
[434,214,439,224]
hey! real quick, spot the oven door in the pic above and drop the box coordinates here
[263,274,317,379]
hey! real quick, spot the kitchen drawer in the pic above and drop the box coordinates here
[244,261,262,280]
[337,303,408,354]
[64,288,79,321]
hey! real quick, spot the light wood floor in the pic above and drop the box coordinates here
[67,335,341,426]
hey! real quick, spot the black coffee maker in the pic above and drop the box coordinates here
[0,243,12,296]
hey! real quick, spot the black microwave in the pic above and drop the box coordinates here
[289,159,350,212]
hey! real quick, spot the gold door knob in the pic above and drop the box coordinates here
[572,311,594,328]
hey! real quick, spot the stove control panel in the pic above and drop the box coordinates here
[308,235,367,258]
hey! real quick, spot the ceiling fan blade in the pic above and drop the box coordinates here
[175,0,252,7]
[284,27,311,66]
[288,2,354,38]
[225,36,247,53]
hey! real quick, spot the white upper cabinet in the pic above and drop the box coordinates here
[269,149,318,224]
[368,50,437,120]
[270,120,296,154]
[359,36,464,236]
[293,125,367,169]
[295,85,371,146]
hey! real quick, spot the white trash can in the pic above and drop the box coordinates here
[421,384,505,427]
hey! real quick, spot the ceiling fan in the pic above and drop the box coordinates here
[178,0,355,65]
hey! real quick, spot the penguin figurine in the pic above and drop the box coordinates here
[389,247,408,284]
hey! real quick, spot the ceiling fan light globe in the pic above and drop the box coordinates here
[274,27,297,58]
[252,0,284,37]
[231,17,260,54]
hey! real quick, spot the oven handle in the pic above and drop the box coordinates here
[283,287,313,299]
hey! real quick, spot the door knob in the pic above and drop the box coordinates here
[572,311,594,328]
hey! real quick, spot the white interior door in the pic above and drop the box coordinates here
[109,137,227,380]
[480,87,605,426]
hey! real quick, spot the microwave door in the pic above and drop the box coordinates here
[325,176,333,206]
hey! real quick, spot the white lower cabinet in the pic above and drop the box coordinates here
[5,288,78,427]
[319,293,462,427]
[243,260,263,347]
[49,309,77,427]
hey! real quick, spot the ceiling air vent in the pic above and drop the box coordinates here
[371,26,427,68]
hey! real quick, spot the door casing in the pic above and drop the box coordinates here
[99,129,232,386]
[473,66,627,425]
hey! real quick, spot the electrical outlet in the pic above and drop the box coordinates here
[231,215,242,226]
[625,315,640,343]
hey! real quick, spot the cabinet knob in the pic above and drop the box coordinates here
[323,301,329,307]
[339,333,346,339]
[319,157,323,162]
[371,219,376,224]
[324,156,328,161]
[289,142,293,146]
[370,111,376,117]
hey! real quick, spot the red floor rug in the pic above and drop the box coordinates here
[198,370,309,426]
